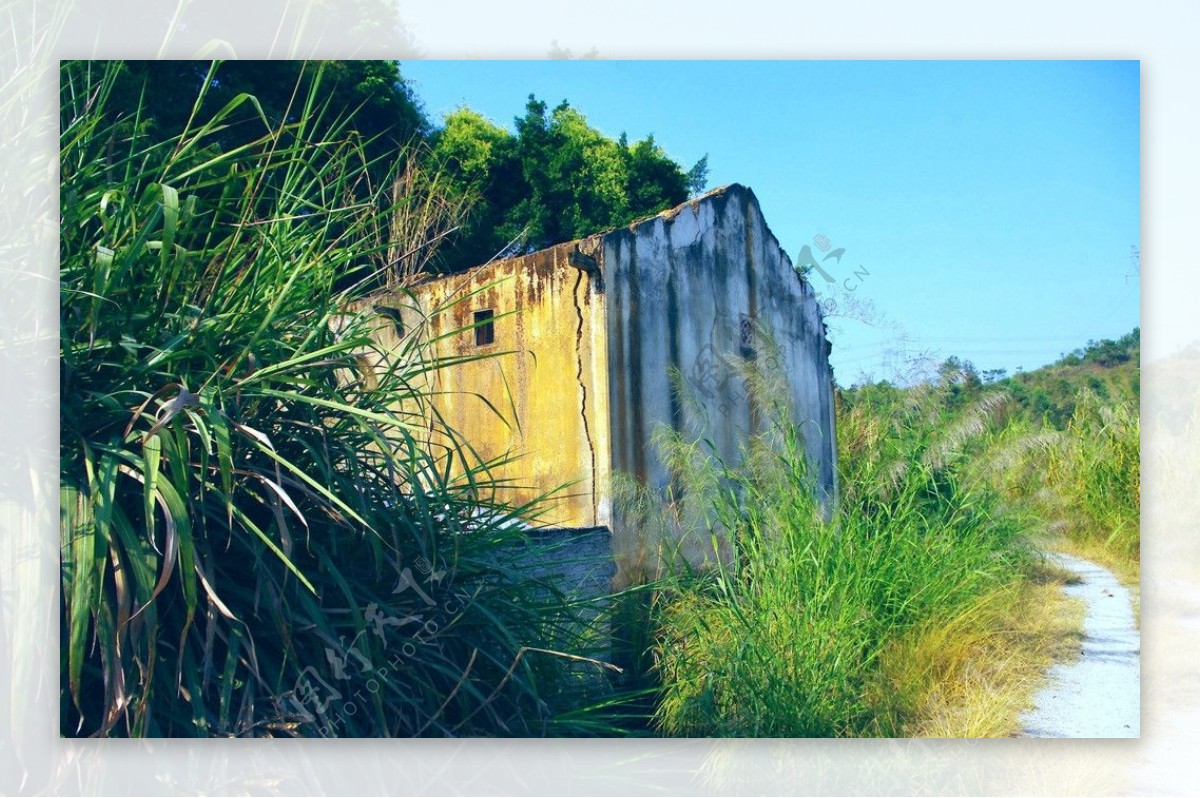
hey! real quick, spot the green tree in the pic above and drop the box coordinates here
[938,356,983,411]
[512,97,632,248]
[431,95,701,272]
[622,134,689,218]
[428,108,527,268]
[686,154,710,196]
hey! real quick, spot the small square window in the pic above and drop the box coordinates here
[739,313,757,359]
[474,309,495,346]
[376,305,404,338]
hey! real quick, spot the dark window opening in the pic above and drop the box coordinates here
[376,305,404,338]
[739,313,757,359]
[474,309,495,346]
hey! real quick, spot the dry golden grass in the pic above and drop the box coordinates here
[876,561,1086,738]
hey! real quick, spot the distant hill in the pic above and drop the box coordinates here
[1001,328,1140,428]
[835,328,1140,429]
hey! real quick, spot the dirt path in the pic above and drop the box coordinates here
[1020,552,1140,737]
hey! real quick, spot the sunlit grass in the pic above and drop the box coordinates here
[641,349,1037,737]
[879,563,1085,738]
[637,351,1139,738]
[992,388,1140,586]
[1047,390,1140,565]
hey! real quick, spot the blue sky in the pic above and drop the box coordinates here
[399,60,1140,385]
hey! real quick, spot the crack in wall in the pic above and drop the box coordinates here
[572,266,599,525]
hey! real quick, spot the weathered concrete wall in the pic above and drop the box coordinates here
[394,237,611,529]
[604,184,837,577]
[356,184,836,589]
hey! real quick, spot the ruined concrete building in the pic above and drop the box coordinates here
[364,184,836,578]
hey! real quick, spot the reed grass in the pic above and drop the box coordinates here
[989,388,1140,583]
[877,568,1085,737]
[59,60,628,737]
[1046,390,1140,563]
[644,348,1034,736]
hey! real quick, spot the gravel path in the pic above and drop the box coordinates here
[1020,552,1140,738]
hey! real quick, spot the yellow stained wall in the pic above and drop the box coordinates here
[382,237,610,529]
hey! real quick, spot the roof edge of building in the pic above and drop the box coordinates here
[373,182,783,294]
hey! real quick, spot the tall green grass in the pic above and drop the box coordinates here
[1046,391,1140,561]
[988,387,1140,571]
[59,60,624,737]
[648,355,1032,736]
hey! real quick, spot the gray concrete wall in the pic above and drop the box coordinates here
[603,184,837,578]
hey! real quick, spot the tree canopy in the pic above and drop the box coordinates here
[430,95,707,272]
